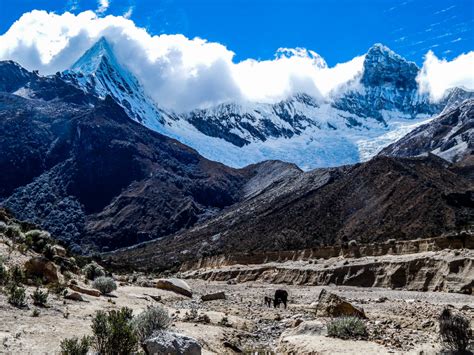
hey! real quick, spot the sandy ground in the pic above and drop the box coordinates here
[1,278,473,354]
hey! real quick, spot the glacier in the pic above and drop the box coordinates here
[61,38,447,170]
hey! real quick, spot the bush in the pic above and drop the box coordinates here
[24,229,51,253]
[60,336,91,355]
[5,225,24,242]
[31,287,48,306]
[82,262,105,281]
[327,317,368,340]
[439,308,471,352]
[32,308,40,317]
[9,265,25,284]
[91,307,137,354]
[92,276,117,295]
[133,305,170,342]
[0,259,9,285]
[8,283,27,308]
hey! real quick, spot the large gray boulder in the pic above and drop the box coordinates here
[24,256,60,284]
[143,331,201,355]
[156,278,192,298]
[315,289,366,318]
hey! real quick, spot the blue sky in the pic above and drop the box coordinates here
[1,0,472,66]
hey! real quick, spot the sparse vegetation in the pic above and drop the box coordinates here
[439,308,471,353]
[60,336,91,355]
[218,316,232,327]
[91,307,137,354]
[327,317,368,340]
[0,258,9,285]
[31,308,40,317]
[31,287,48,307]
[92,276,117,295]
[10,265,25,284]
[133,305,170,342]
[82,262,105,281]
[7,283,27,308]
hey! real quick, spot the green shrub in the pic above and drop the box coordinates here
[8,283,27,308]
[5,225,24,242]
[0,259,9,285]
[327,317,368,340]
[10,265,25,284]
[24,229,51,252]
[32,308,40,317]
[439,308,471,352]
[0,221,7,233]
[31,287,48,307]
[82,262,105,281]
[91,307,137,354]
[92,276,117,295]
[60,336,91,355]
[133,305,170,342]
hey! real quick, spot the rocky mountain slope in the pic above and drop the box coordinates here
[108,154,473,270]
[0,61,258,253]
[380,97,474,163]
[62,39,449,169]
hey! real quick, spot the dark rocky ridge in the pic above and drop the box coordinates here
[0,61,260,253]
[108,155,473,270]
[380,97,474,163]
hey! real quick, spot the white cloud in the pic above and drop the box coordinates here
[417,50,474,101]
[97,0,110,14]
[0,10,471,111]
[123,6,133,19]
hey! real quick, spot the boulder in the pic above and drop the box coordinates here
[156,278,192,298]
[314,289,366,318]
[143,331,201,355]
[52,245,67,257]
[201,291,226,301]
[24,257,60,284]
[69,283,101,297]
[65,292,85,301]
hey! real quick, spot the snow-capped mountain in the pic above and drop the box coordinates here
[380,96,474,163]
[333,44,442,122]
[62,38,450,169]
[62,37,178,134]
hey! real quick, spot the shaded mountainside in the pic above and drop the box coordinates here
[0,61,258,253]
[380,97,474,163]
[108,155,474,270]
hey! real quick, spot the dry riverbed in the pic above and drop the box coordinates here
[1,278,473,354]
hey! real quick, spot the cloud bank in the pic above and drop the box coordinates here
[417,50,474,101]
[0,10,472,111]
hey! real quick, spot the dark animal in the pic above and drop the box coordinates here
[273,289,288,309]
[264,296,272,308]
[438,308,471,352]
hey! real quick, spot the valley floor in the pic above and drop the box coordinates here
[1,279,473,354]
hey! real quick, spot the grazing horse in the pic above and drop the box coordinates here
[273,289,288,309]
[264,296,272,307]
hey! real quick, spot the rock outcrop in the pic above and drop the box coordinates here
[315,289,366,318]
[142,331,201,355]
[182,249,474,293]
[380,98,474,163]
[24,257,60,284]
[201,292,226,302]
[156,278,192,298]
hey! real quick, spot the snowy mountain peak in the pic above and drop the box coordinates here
[63,37,170,129]
[70,37,116,74]
[362,43,419,90]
